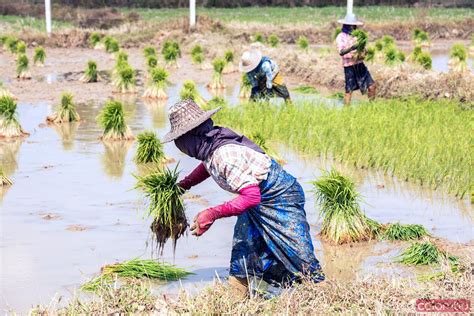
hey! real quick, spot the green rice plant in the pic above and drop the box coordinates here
[384,47,404,66]
[375,39,384,51]
[208,58,226,89]
[396,241,443,266]
[410,45,422,61]
[46,93,80,124]
[382,35,395,48]
[249,132,285,164]
[239,74,252,99]
[224,50,234,64]
[104,36,119,54]
[397,50,406,62]
[294,85,319,94]
[16,41,26,54]
[180,79,207,107]
[191,52,204,67]
[381,223,429,241]
[143,45,157,59]
[351,29,368,53]
[80,60,99,83]
[162,40,181,68]
[365,46,376,62]
[311,169,380,244]
[203,96,227,111]
[88,32,102,49]
[146,55,158,71]
[114,50,129,73]
[33,46,46,66]
[333,27,342,40]
[0,96,28,138]
[135,130,166,164]
[416,52,432,70]
[412,28,429,44]
[143,67,168,99]
[297,35,309,51]
[449,43,468,72]
[0,167,13,186]
[113,66,136,94]
[5,37,18,54]
[254,32,265,43]
[191,44,203,56]
[135,166,187,253]
[268,34,280,47]
[330,92,344,99]
[0,36,7,45]
[16,54,31,79]
[97,100,134,140]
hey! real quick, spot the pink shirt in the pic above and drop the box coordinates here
[336,32,360,67]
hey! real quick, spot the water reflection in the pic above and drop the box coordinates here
[143,99,167,129]
[101,140,133,179]
[49,122,80,151]
[0,139,23,176]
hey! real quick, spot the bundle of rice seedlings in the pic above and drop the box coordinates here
[33,46,46,67]
[351,29,368,53]
[0,96,28,138]
[268,34,280,47]
[135,130,166,164]
[191,51,204,68]
[375,39,384,52]
[223,50,235,73]
[114,50,129,73]
[88,32,103,49]
[143,45,157,59]
[208,58,226,89]
[113,66,136,94]
[449,43,468,72]
[143,67,168,99]
[397,50,406,62]
[297,36,309,52]
[254,33,265,43]
[162,40,181,68]
[16,41,26,55]
[81,259,191,292]
[16,54,31,79]
[46,93,80,124]
[135,166,187,253]
[0,82,15,99]
[412,28,429,45]
[97,100,134,141]
[294,85,319,94]
[79,60,99,83]
[104,36,119,54]
[396,241,444,266]
[409,45,422,62]
[0,167,13,186]
[239,74,252,99]
[381,223,429,241]
[191,44,203,57]
[249,132,285,164]
[180,80,207,107]
[416,52,432,70]
[382,35,395,48]
[365,46,376,62]
[312,169,380,244]
[5,37,18,54]
[146,55,158,71]
[384,47,404,66]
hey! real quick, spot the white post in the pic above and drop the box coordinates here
[347,0,353,15]
[45,0,52,36]
[189,0,196,30]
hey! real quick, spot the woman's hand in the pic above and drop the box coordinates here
[190,207,219,236]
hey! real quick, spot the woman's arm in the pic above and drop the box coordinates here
[178,163,210,190]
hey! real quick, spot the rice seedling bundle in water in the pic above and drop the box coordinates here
[88,32,102,49]
[16,54,31,79]
[180,80,207,107]
[297,36,309,51]
[0,96,28,138]
[162,40,181,68]
[135,166,187,253]
[312,169,380,244]
[16,41,26,54]
[114,66,136,94]
[223,50,235,72]
[143,67,168,99]
[135,130,166,164]
[0,167,13,186]
[449,43,468,72]
[381,223,429,241]
[382,35,395,48]
[97,100,134,140]
[384,47,404,66]
[114,51,129,74]
[239,74,252,99]
[396,241,444,265]
[412,28,429,45]
[191,44,203,56]
[33,46,46,66]
[191,52,204,67]
[47,93,80,124]
[268,34,280,47]
[365,46,376,62]
[146,55,158,71]
[416,52,432,70]
[254,33,265,43]
[209,58,226,89]
[143,46,157,59]
[104,36,119,54]
[80,60,99,83]
[4,37,18,54]
[410,45,422,61]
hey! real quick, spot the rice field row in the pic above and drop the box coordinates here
[213,99,473,198]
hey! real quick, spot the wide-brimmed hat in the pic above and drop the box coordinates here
[239,49,262,73]
[162,99,221,143]
[337,13,363,26]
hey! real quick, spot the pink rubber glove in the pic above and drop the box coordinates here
[191,184,261,236]
[178,163,210,190]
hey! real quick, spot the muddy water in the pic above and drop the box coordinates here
[1,83,473,313]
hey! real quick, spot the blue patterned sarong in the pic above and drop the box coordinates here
[229,160,324,285]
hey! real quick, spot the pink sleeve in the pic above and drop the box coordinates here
[178,163,210,190]
[207,184,261,220]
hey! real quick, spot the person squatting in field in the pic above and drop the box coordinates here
[162,99,324,297]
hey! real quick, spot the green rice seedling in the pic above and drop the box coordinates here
[191,52,204,68]
[449,43,468,72]
[330,92,344,99]
[97,100,134,140]
[104,36,119,54]
[143,67,168,99]
[412,28,429,45]
[249,132,285,165]
[311,169,380,244]
[0,36,7,45]
[135,130,166,164]
[88,32,102,49]
[410,45,422,61]
[297,35,309,52]
[5,37,18,54]
[351,29,368,53]
[268,34,280,47]
[16,41,26,54]
[114,66,136,94]
[208,58,226,90]
[396,241,443,266]
[223,50,235,72]
[384,47,404,66]
[146,55,158,71]
[397,50,406,62]
[333,27,342,40]
[375,39,384,51]
[80,60,99,83]
[203,97,227,111]
[239,74,252,99]
[46,93,80,124]
[33,46,46,66]
[16,54,31,79]
[382,35,395,48]
[191,44,203,56]
[0,96,28,138]
[416,52,432,70]
[365,46,376,62]
[180,80,207,107]
[0,167,13,186]
[294,86,319,94]
[254,32,265,43]
[381,223,429,241]
[135,166,187,253]
[143,45,157,59]
[114,50,129,72]
[162,40,181,68]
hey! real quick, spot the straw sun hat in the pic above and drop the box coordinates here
[161,99,221,143]
[239,49,262,73]
[337,13,364,26]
